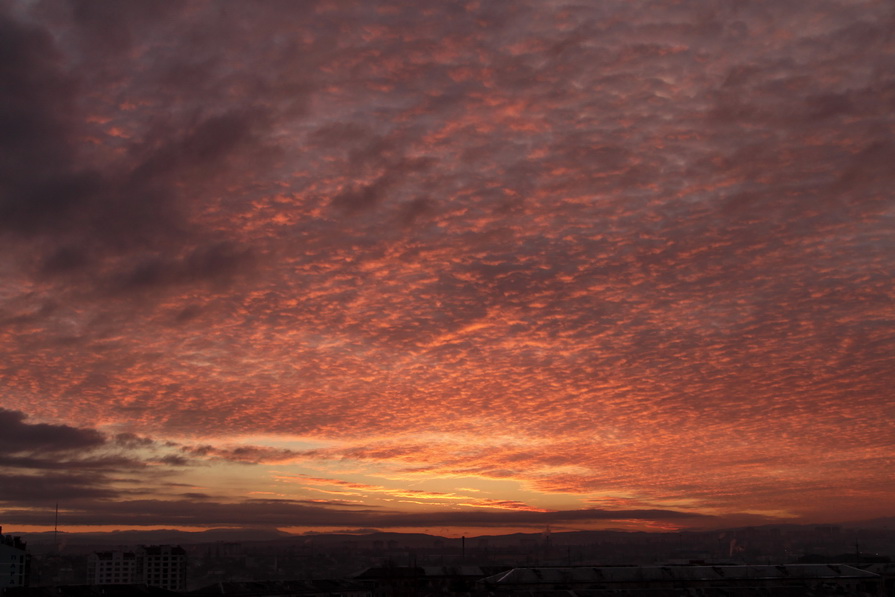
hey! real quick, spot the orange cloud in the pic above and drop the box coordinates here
[2,0,894,535]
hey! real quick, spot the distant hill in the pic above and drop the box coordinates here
[22,528,292,548]
[842,517,895,530]
[17,517,895,551]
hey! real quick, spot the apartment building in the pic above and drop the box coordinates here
[88,545,187,591]
[0,528,29,591]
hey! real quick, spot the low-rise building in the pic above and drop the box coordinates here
[478,564,884,595]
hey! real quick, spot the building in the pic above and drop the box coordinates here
[0,528,30,592]
[88,551,139,585]
[478,564,884,595]
[190,579,372,597]
[353,565,510,596]
[88,546,186,591]
[141,545,187,591]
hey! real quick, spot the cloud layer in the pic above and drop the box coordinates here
[1,0,894,533]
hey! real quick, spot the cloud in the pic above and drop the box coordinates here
[1,0,894,532]
[182,443,306,465]
[0,408,104,453]
[0,496,709,529]
[0,11,93,237]
[0,4,281,301]
[0,409,723,529]
[0,410,202,506]
[1,473,120,502]
[105,241,257,296]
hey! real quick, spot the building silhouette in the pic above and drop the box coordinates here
[88,545,186,591]
[88,551,139,585]
[477,564,884,595]
[0,527,30,591]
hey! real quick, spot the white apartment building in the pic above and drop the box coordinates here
[0,529,29,590]
[89,550,139,585]
[141,545,187,591]
[88,545,187,591]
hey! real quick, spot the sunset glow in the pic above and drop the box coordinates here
[1,0,894,538]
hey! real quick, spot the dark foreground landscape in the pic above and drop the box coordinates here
[4,522,895,596]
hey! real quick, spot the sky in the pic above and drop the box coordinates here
[1,0,894,538]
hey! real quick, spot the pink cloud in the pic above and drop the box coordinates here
[1,0,893,533]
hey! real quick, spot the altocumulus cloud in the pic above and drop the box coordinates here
[1,0,894,532]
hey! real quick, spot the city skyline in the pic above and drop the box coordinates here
[1,0,894,538]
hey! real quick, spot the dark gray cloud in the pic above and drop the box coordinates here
[0,408,104,453]
[0,409,195,507]
[0,3,280,304]
[1,473,120,503]
[65,0,183,55]
[0,12,94,236]
[182,443,306,465]
[106,241,257,296]
[0,497,710,529]
[0,453,140,472]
